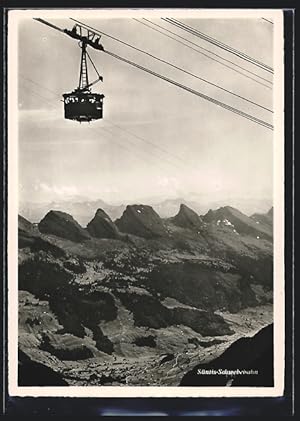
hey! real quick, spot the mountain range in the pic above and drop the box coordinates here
[18,201,273,386]
[19,196,272,226]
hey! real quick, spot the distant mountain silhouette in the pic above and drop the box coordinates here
[152,198,205,218]
[19,199,126,226]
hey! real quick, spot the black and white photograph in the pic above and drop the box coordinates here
[8,8,285,397]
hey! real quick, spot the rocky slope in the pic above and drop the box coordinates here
[19,215,66,257]
[180,323,273,386]
[251,207,273,227]
[19,215,36,234]
[18,215,38,248]
[18,201,273,386]
[18,349,68,386]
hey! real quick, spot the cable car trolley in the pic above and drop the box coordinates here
[62,24,104,123]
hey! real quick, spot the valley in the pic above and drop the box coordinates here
[18,202,273,386]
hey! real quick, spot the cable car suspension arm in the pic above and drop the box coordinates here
[85,49,103,89]
[34,18,104,51]
[34,18,103,91]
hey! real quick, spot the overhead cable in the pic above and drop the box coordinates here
[262,18,274,25]
[71,18,273,114]
[104,50,273,130]
[163,18,274,74]
[136,18,273,89]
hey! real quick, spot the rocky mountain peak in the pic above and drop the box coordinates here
[172,203,203,230]
[203,206,272,240]
[87,208,121,239]
[115,204,167,239]
[38,210,90,242]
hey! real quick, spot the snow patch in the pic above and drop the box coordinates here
[223,219,234,227]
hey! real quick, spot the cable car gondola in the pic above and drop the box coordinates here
[63,25,104,123]
[63,89,104,122]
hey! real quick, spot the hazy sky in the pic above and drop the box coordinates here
[17,12,274,205]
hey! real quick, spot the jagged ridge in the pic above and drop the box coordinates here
[203,205,272,239]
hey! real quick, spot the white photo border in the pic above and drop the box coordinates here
[7,7,285,398]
